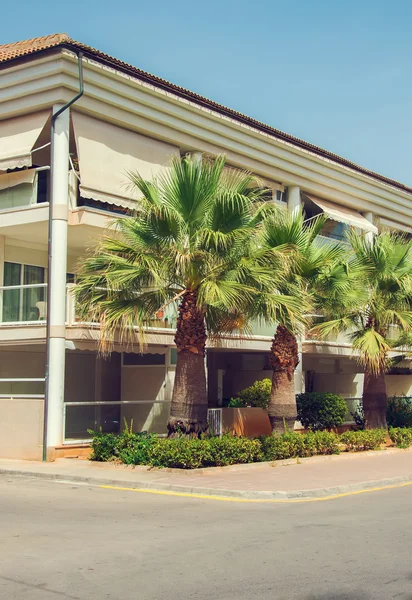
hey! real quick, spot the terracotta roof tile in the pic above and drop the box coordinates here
[0,33,411,196]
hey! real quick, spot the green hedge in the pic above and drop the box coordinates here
[339,429,387,452]
[296,392,348,431]
[387,397,412,428]
[228,378,271,409]
[389,427,412,449]
[89,427,391,469]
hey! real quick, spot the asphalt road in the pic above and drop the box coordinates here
[1,476,411,600]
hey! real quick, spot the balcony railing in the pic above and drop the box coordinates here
[0,282,176,329]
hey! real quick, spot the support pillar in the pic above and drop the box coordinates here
[287,185,301,213]
[44,105,70,455]
[362,211,375,244]
[294,341,305,395]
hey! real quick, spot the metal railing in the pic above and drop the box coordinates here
[208,408,223,437]
[63,400,171,442]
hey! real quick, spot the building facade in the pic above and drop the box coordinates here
[1,34,412,459]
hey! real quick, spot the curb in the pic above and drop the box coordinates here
[1,468,412,500]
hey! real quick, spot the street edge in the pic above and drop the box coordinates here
[1,468,412,501]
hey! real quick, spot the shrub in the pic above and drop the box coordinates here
[387,396,412,428]
[304,431,340,455]
[115,430,157,465]
[89,430,117,461]
[228,378,271,409]
[149,438,212,469]
[297,392,347,431]
[389,427,412,449]
[206,435,263,466]
[340,429,387,452]
[350,404,365,430]
[261,431,307,460]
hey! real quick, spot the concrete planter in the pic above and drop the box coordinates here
[222,407,272,437]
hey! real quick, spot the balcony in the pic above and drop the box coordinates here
[0,283,177,330]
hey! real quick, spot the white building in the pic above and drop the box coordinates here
[1,33,411,459]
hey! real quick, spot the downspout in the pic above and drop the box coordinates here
[43,52,84,462]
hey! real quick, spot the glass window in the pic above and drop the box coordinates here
[2,262,45,322]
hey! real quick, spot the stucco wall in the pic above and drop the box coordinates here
[0,397,44,460]
[385,375,412,397]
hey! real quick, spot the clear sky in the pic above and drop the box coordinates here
[2,0,411,184]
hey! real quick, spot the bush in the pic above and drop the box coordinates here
[389,427,412,449]
[149,438,212,469]
[297,392,348,431]
[304,431,340,455]
[228,378,271,409]
[89,430,117,461]
[206,436,263,466]
[340,429,387,452]
[115,430,157,465]
[387,396,412,428]
[261,430,340,460]
[261,431,306,460]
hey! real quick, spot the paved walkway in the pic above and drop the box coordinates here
[1,447,412,499]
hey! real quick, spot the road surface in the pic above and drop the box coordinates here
[0,476,411,599]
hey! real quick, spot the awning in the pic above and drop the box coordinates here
[0,169,36,190]
[379,217,412,235]
[72,112,179,209]
[305,195,378,234]
[0,111,50,171]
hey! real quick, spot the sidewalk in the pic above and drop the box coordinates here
[1,448,412,500]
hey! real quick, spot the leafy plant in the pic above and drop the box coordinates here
[350,404,365,430]
[304,431,340,455]
[228,379,272,409]
[387,396,412,428]
[149,438,212,469]
[340,429,387,452]
[389,427,412,449]
[88,429,117,462]
[205,435,263,466]
[296,392,348,431]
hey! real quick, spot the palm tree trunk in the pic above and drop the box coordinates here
[363,369,387,429]
[167,290,208,436]
[268,324,299,434]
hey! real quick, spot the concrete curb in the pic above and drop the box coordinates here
[1,467,412,500]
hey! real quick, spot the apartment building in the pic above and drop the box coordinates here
[1,34,411,459]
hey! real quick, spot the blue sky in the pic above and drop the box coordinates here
[2,0,411,184]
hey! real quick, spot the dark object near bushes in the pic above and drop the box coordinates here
[389,427,412,449]
[340,429,387,452]
[228,379,271,409]
[387,396,412,428]
[296,392,347,431]
[350,404,365,430]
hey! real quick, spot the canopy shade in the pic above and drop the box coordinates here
[379,217,412,235]
[0,169,36,190]
[0,111,50,171]
[72,112,179,209]
[305,194,378,234]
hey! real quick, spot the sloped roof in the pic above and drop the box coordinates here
[1,33,412,196]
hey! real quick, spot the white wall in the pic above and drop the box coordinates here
[386,375,412,397]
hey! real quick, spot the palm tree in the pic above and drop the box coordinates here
[75,154,300,436]
[313,231,412,429]
[258,208,345,433]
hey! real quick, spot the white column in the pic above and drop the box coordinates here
[287,185,301,212]
[362,211,375,244]
[45,105,70,452]
[294,342,305,395]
